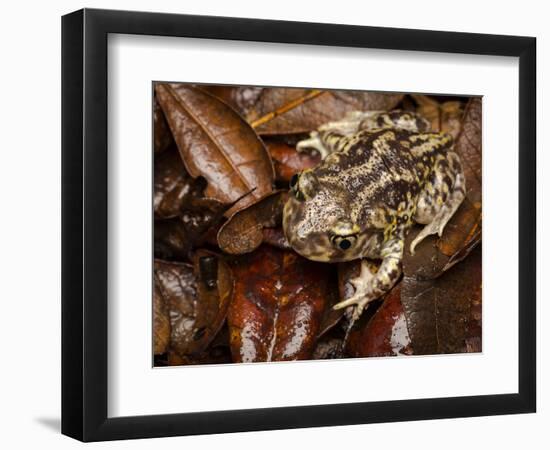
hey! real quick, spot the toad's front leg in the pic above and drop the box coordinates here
[333,237,403,321]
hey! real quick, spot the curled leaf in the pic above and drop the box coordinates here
[217,191,288,254]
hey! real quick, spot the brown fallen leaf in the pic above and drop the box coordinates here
[246,88,404,135]
[261,227,292,250]
[154,95,173,153]
[154,197,227,260]
[312,336,345,360]
[228,246,335,362]
[153,280,171,355]
[155,83,275,216]
[346,285,412,358]
[164,345,233,366]
[217,191,287,255]
[198,85,264,118]
[265,140,321,183]
[401,245,481,355]
[154,251,233,358]
[437,97,482,258]
[154,146,205,219]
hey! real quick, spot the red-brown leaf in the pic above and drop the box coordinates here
[346,285,412,357]
[228,246,334,362]
[154,252,233,358]
[265,140,321,183]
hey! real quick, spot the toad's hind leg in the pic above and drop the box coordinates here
[410,152,466,254]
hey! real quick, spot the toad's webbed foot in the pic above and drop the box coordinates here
[296,131,331,159]
[333,239,403,321]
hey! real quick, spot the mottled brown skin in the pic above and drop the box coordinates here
[283,111,465,319]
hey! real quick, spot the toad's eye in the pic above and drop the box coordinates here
[331,234,357,250]
[290,173,299,189]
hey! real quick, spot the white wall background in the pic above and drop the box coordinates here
[0,0,546,448]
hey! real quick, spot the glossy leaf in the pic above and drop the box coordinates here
[265,140,321,183]
[154,95,173,153]
[346,285,412,357]
[155,83,275,216]
[228,246,334,362]
[154,146,203,219]
[153,281,171,355]
[154,252,233,358]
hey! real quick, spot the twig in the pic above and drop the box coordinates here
[250,89,324,129]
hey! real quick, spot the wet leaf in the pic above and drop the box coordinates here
[401,245,481,355]
[247,88,403,135]
[165,345,233,366]
[155,83,275,216]
[265,140,321,183]
[199,85,264,117]
[312,336,345,360]
[217,191,287,255]
[228,246,334,362]
[261,227,291,250]
[154,197,227,260]
[346,285,412,357]
[154,146,204,219]
[154,252,233,357]
[153,281,171,354]
[154,95,173,153]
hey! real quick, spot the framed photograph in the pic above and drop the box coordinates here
[61,8,536,442]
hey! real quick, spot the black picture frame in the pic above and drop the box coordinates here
[62,8,536,442]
